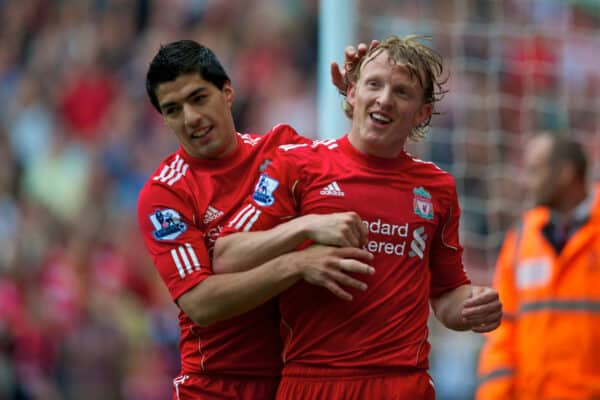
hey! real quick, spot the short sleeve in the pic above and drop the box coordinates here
[221,147,305,235]
[137,183,211,301]
[429,182,470,298]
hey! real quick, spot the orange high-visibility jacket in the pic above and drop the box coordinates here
[476,185,600,400]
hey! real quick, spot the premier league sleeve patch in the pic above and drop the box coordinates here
[252,174,279,206]
[150,208,187,240]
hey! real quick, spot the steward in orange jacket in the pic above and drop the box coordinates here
[476,133,600,400]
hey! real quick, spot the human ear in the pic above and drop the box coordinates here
[416,103,433,127]
[346,83,356,107]
[223,82,234,106]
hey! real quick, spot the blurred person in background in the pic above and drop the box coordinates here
[137,39,376,399]
[476,132,600,399]
[215,35,502,400]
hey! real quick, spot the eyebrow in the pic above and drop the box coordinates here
[159,87,208,110]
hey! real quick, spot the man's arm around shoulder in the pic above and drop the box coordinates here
[179,245,374,326]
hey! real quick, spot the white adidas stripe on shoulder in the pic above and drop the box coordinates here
[311,139,338,149]
[406,152,443,171]
[170,243,201,278]
[238,132,262,146]
[228,203,261,232]
[279,143,308,152]
[153,155,189,186]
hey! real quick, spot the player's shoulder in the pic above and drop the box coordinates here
[402,153,458,204]
[137,154,198,240]
[405,152,455,183]
[267,123,304,141]
[275,137,341,157]
[235,124,311,161]
[139,151,195,203]
[259,124,311,146]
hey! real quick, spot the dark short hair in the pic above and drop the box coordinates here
[548,134,588,180]
[145,40,230,113]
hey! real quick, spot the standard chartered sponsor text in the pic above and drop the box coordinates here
[361,218,426,258]
[363,218,409,237]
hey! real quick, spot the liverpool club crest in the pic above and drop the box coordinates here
[413,187,434,220]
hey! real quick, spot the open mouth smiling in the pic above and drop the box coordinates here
[369,112,392,124]
[191,125,212,139]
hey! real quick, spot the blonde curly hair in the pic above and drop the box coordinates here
[341,35,448,141]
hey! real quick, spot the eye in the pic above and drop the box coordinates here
[366,80,380,89]
[193,94,207,104]
[394,85,412,98]
[164,106,181,117]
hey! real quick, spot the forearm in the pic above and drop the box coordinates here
[215,212,367,274]
[430,284,472,331]
[178,252,303,326]
[181,244,375,326]
[214,218,310,273]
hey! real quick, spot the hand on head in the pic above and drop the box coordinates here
[331,40,379,95]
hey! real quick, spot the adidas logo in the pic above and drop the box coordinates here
[203,206,224,224]
[320,181,344,197]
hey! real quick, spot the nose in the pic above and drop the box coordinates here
[183,103,201,128]
[376,86,393,109]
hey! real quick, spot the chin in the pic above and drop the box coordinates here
[361,132,386,144]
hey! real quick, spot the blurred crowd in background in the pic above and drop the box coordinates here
[0,0,598,399]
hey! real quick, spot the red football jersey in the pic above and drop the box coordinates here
[137,124,309,377]
[223,135,470,376]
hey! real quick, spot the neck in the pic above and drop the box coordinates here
[555,181,587,215]
[347,130,405,159]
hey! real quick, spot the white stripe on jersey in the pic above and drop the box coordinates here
[243,209,261,232]
[228,204,254,227]
[171,248,186,278]
[311,139,338,149]
[157,166,176,184]
[153,155,189,186]
[406,152,443,171]
[168,162,188,185]
[238,133,262,146]
[161,156,181,181]
[171,244,201,278]
[279,143,308,152]
[185,243,201,270]
[154,165,171,181]
[232,205,260,231]
[178,246,194,274]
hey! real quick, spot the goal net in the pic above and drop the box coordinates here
[354,0,600,284]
